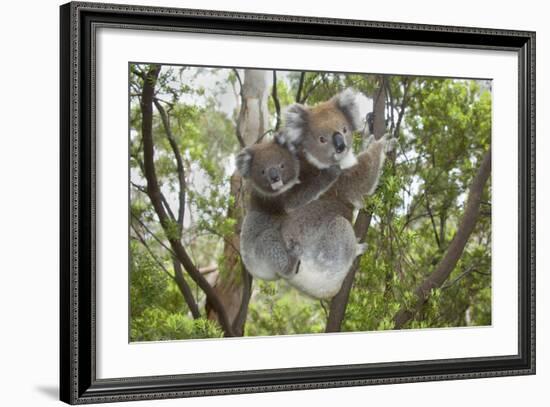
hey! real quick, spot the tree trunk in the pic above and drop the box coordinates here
[207,69,269,335]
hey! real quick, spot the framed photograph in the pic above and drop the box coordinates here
[60,1,535,404]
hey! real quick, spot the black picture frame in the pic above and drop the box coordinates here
[60,1,536,404]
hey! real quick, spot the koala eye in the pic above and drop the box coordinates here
[319,136,328,144]
[280,163,285,169]
[261,169,265,175]
[343,127,347,134]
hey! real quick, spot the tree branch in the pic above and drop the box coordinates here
[425,193,441,249]
[232,69,247,148]
[131,224,201,319]
[300,73,323,105]
[296,72,305,103]
[130,226,176,283]
[232,268,253,336]
[130,165,177,223]
[272,71,281,130]
[153,98,186,225]
[233,68,243,94]
[140,64,236,336]
[393,78,411,138]
[393,148,492,329]
[172,259,202,319]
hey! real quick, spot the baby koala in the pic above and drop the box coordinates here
[236,135,341,282]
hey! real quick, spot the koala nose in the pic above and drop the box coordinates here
[268,167,281,182]
[333,132,346,154]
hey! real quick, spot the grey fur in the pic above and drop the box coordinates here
[333,88,370,131]
[280,134,397,299]
[282,104,309,145]
[237,140,342,281]
[235,148,253,178]
[280,88,370,171]
[239,88,393,298]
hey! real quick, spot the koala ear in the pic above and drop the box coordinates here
[333,88,373,131]
[235,148,253,178]
[273,131,286,146]
[282,103,309,145]
[274,131,297,154]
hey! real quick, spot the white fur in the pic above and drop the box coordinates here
[351,199,363,209]
[251,177,299,197]
[288,258,352,299]
[235,150,253,177]
[240,245,280,281]
[270,180,284,190]
[338,150,358,169]
[283,126,303,145]
[335,88,372,130]
[304,151,331,169]
[282,105,307,144]
[355,243,368,257]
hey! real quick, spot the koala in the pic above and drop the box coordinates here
[272,88,396,299]
[326,134,398,211]
[236,135,341,282]
[283,87,371,171]
[280,135,397,299]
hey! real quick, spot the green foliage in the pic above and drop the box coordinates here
[339,77,492,331]
[245,281,326,336]
[130,240,170,318]
[129,64,492,341]
[131,308,223,341]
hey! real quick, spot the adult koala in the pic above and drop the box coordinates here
[281,135,396,299]
[236,135,341,282]
[277,88,397,299]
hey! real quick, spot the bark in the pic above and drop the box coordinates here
[296,72,305,104]
[326,77,387,332]
[151,98,201,318]
[172,260,201,319]
[140,65,235,336]
[393,148,492,328]
[272,71,281,130]
[207,69,268,335]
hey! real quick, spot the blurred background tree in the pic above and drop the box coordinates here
[129,64,491,341]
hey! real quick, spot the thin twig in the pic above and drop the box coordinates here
[296,72,305,103]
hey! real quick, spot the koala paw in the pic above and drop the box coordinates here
[355,243,368,257]
[363,134,375,149]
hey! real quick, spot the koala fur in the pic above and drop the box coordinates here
[280,135,396,299]
[283,88,371,171]
[236,136,341,282]
[272,88,394,298]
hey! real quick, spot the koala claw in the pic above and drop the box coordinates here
[294,260,301,275]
